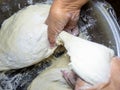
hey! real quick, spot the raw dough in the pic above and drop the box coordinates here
[57,31,114,85]
[28,30,114,89]
[0,4,56,70]
[28,54,72,90]
[0,3,114,87]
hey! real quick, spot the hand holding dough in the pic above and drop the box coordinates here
[57,31,114,86]
[0,4,114,88]
[28,30,114,89]
[0,4,56,70]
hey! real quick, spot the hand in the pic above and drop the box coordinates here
[46,0,88,47]
[62,57,120,90]
[91,57,120,90]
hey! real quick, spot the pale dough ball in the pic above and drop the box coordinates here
[0,4,56,70]
[57,31,114,85]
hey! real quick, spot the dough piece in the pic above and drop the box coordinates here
[28,54,72,90]
[57,31,114,85]
[0,4,56,70]
[0,3,115,87]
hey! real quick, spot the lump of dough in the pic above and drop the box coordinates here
[57,31,114,86]
[0,4,56,70]
[0,3,115,87]
[28,54,72,90]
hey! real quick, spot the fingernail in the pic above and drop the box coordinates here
[115,57,120,60]
[113,57,120,61]
[50,43,55,48]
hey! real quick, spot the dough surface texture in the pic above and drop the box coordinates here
[57,31,114,85]
[28,54,72,90]
[0,4,55,70]
[0,3,114,87]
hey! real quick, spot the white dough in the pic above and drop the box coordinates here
[0,4,56,70]
[0,3,114,87]
[28,54,72,90]
[57,31,114,85]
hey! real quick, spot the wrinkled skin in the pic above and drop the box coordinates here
[62,57,120,90]
[46,0,88,47]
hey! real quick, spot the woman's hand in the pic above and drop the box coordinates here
[75,57,120,90]
[46,0,88,47]
[62,57,120,90]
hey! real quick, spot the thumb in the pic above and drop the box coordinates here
[75,78,87,90]
[48,27,58,47]
[47,23,64,47]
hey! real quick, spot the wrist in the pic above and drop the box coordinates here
[53,0,88,10]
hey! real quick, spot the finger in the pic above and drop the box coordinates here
[75,78,95,90]
[65,10,80,30]
[110,57,120,90]
[48,28,57,47]
[48,35,55,48]
[61,70,77,89]
[71,26,80,36]
[45,13,51,25]
[45,17,49,25]
[112,57,120,62]
[75,78,86,90]
[75,78,109,90]
[111,57,120,75]
[86,82,109,90]
[64,10,80,36]
[64,26,80,36]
